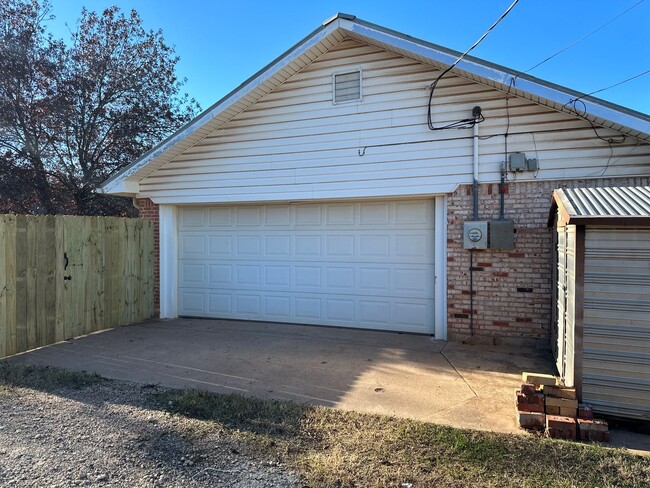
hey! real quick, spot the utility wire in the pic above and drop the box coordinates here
[427,0,520,130]
[582,68,650,99]
[522,0,645,75]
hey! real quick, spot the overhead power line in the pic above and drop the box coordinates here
[427,0,520,130]
[523,0,645,75]
[584,68,650,98]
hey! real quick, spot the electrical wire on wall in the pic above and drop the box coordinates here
[426,0,519,131]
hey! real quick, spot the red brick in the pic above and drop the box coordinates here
[591,419,609,432]
[546,415,576,439]
[578,404,594,420]
[520,383,536,396]
[517,402,544,414]
[577,418,609,442]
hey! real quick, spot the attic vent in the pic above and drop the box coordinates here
[333,70,361,103]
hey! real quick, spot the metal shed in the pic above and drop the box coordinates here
[549,186,650,421]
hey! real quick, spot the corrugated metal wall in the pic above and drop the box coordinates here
[582,227,650,420]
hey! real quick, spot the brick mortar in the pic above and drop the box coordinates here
[446,176,649,341]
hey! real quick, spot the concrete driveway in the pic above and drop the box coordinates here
[6,318,556,434]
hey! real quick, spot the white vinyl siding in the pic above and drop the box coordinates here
[177,199,435,334]
[138,40,650,205]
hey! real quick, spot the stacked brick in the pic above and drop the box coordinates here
[515,372,609,442]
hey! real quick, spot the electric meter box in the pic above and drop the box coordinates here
[489,219,515,249]
[463,221,488,249]
[509,152,527,172]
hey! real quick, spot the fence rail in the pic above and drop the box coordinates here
[0,215,154,359]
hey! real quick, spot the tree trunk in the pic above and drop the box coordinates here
[32,156,56,214]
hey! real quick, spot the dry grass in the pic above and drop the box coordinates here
[156,389,650,488]
[0,362,103,391]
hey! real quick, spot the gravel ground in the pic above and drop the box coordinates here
[0,380,301,487]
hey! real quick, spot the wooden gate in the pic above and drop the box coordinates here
[0,215,154,359]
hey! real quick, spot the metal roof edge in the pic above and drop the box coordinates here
[342,17,650,133]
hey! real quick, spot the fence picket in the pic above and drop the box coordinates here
[4,215,17,356]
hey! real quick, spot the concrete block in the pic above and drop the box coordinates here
[559,406,577,418]
[546,405,560,416]
[543,385,577,400]
[591,419,609,432]
[522,372,557,386]
[517,410,545,431]
[546,396,578,409]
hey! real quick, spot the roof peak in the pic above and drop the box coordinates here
[322,13,356,26]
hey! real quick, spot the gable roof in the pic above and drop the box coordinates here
[102,13,650,196]
[550,186,650,226]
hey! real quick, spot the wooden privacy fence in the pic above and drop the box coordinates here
[0,215,154,359]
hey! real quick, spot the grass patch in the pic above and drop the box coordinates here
[155,389,650,488]
[0,362,103,391]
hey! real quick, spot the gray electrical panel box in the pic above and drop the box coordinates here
[463,221,488,249]
[527,158,538,172]
[489,219,515,249]
[509,152,527,172]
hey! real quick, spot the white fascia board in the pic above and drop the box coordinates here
[340,19,650,139]
[102,179,140,196]
[102,22,341,196]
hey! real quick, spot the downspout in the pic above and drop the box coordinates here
[470,106,481,336]
[472,115,480,221]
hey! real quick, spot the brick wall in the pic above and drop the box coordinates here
[136,198,160,316]
[446,176,649,343]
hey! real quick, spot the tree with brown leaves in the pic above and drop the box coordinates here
[0,0,199,215]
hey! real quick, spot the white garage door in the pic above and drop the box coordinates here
[178,199,435,334]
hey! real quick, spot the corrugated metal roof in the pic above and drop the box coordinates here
[552,187,650,225]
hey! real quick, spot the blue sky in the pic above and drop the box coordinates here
[47,0,650,114]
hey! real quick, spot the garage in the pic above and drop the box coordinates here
[177,199,435,334]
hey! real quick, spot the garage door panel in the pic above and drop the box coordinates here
[179,200,435,333]
[180,202,434,232]
[184,288,435,333]
[182,231,434,263]
[181,262,433,298]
